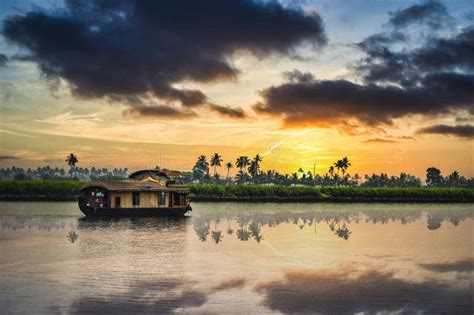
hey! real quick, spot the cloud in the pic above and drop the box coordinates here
[255,267,473,314]
[2,0,326,118]
[417,124,474,139]
[387,0,453,30]
[208,104,246,119]
[123,105,197,119]
[0,53,7,67]
[356,26,474,85]
[0,155,19,160]
[254,72,474,128]
[418,258,473,273]
[254,1,474,131]
[363,138,397,144]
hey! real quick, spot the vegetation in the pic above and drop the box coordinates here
[188,184,474,202]
[0,166,129,180]
[1,152,473,202]
[1,181,472,202]
[0,179,87,200]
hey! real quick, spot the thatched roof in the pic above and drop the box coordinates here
[129,169,185,180]
[81,179,188,192]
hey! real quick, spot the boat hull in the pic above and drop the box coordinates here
[78,202,191,217]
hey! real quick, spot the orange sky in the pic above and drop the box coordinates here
[0,0,472,178]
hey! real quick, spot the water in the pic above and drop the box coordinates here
[0,202,473,314]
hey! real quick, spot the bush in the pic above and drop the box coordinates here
[0,180,87,200]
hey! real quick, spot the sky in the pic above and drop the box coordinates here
[0,0,473,177]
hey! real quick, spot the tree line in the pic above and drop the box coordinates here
[189,153,473,188]
[1,153,472,188]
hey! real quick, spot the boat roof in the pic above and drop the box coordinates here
[81,179,188,192]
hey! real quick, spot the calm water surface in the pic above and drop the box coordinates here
[0,202,473,314]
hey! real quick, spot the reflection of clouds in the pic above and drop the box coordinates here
[66,278,207,313]
[211,277,247,292]
[66,277,248,313]
[255,267,473,314]
[418,259,473,273]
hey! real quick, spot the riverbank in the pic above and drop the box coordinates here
[1,180,472,203]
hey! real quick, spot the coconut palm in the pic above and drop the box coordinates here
[235,156,250,173]
[248,154,263,178]
[225,162,233,182]
[328,166,335,178]
[65,153,78,178]
[340,157,351,178]
[210,153,223,178]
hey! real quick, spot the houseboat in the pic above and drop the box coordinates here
[78,170,191,217]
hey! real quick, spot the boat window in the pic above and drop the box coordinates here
[132,192,140,206]
[158,192,166,205]
[115,197,121,208]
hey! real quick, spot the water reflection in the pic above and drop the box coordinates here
[0,203,472,314]
[191,207,473,244]
[66,230,79,243]
[0,207,472,245]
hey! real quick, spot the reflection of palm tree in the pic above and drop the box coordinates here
[66,230,79,243]
[226,218,234,235]
[329,222,336,231]
[194,221,210,241]
[249,221,263,243]
[335,224,351,240]
[237,228,251,241]
[211,231,223,244]
[427,214,442,230]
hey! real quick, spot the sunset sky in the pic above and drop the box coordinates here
[0,0,472,177]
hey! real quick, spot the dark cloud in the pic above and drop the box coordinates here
[208,104,246,119]
[255,1,474,130]
[2,0,326,118]
[255,72,474,127]
[0,155,19,160]
[388,0,453,30]
[418,258,473,273]
[0,53,7,67]
[255,268,473,314]
[123,105,197,119]
[417,124,474,139]
[356,26,474,85]
[363,138,397,144]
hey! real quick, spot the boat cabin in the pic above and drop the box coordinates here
[79,170,190,212]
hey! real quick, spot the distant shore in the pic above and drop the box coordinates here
[0,180,472,203]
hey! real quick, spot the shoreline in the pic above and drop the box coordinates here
[1,181,473,203]
[1,195,473,203]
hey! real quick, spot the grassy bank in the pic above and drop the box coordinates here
[188,184,474,203]
[0,180,87,201]
[0,180,473,202]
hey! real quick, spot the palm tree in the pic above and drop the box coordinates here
[192,155,209,182]
[235,156,250,173]
[340,157,351,178]
[225,162,233,182]
[249,154,263,178]
[210,153,223,178]
[328,166,335,178]
[65,153,78,178]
